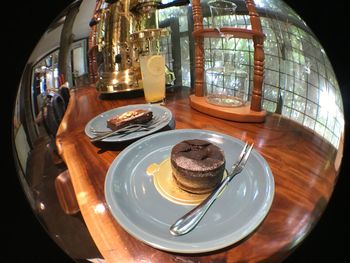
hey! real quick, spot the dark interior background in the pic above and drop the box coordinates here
[2,0,349,262]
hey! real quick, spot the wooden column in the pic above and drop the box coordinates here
[246,0,264,111]
[88,0,104,84]
[251,35,264,111]
[58,3,80,87]
[192,0,205,97]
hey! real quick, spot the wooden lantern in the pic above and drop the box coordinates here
[189,0,266,123]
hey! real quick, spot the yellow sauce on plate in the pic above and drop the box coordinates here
[147,158,226,206]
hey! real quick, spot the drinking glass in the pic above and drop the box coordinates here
[139,43,166,104]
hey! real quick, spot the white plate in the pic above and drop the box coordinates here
[105,129,274,253]
[84,104,172,142]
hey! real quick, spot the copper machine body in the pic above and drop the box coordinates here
[89,0,187,93]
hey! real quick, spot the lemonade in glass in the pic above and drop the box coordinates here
[139,54,166,104]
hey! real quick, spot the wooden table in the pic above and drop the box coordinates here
[56,85,342,262]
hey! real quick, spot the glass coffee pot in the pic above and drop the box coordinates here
[205,0,249,107]
[205,51,248,107]
[208,0,237,29]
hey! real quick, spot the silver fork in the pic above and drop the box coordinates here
[169,142,253,236]
[90,116,169,142]
[89,115,165,135]
[90,123,151,135]
[108,122,163,139]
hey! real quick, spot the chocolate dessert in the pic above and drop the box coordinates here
[171,139,225,194]
[107,109,153,130]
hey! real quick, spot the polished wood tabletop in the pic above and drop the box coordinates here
[56,85,341,262]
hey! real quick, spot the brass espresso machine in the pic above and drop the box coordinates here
[90,0,189,93]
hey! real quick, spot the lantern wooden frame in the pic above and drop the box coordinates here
[189,0,266,122]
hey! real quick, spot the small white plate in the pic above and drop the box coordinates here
[84,104,172,142]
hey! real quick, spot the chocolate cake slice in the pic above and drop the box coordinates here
[171,139,225,194]
[107,109,153,131]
